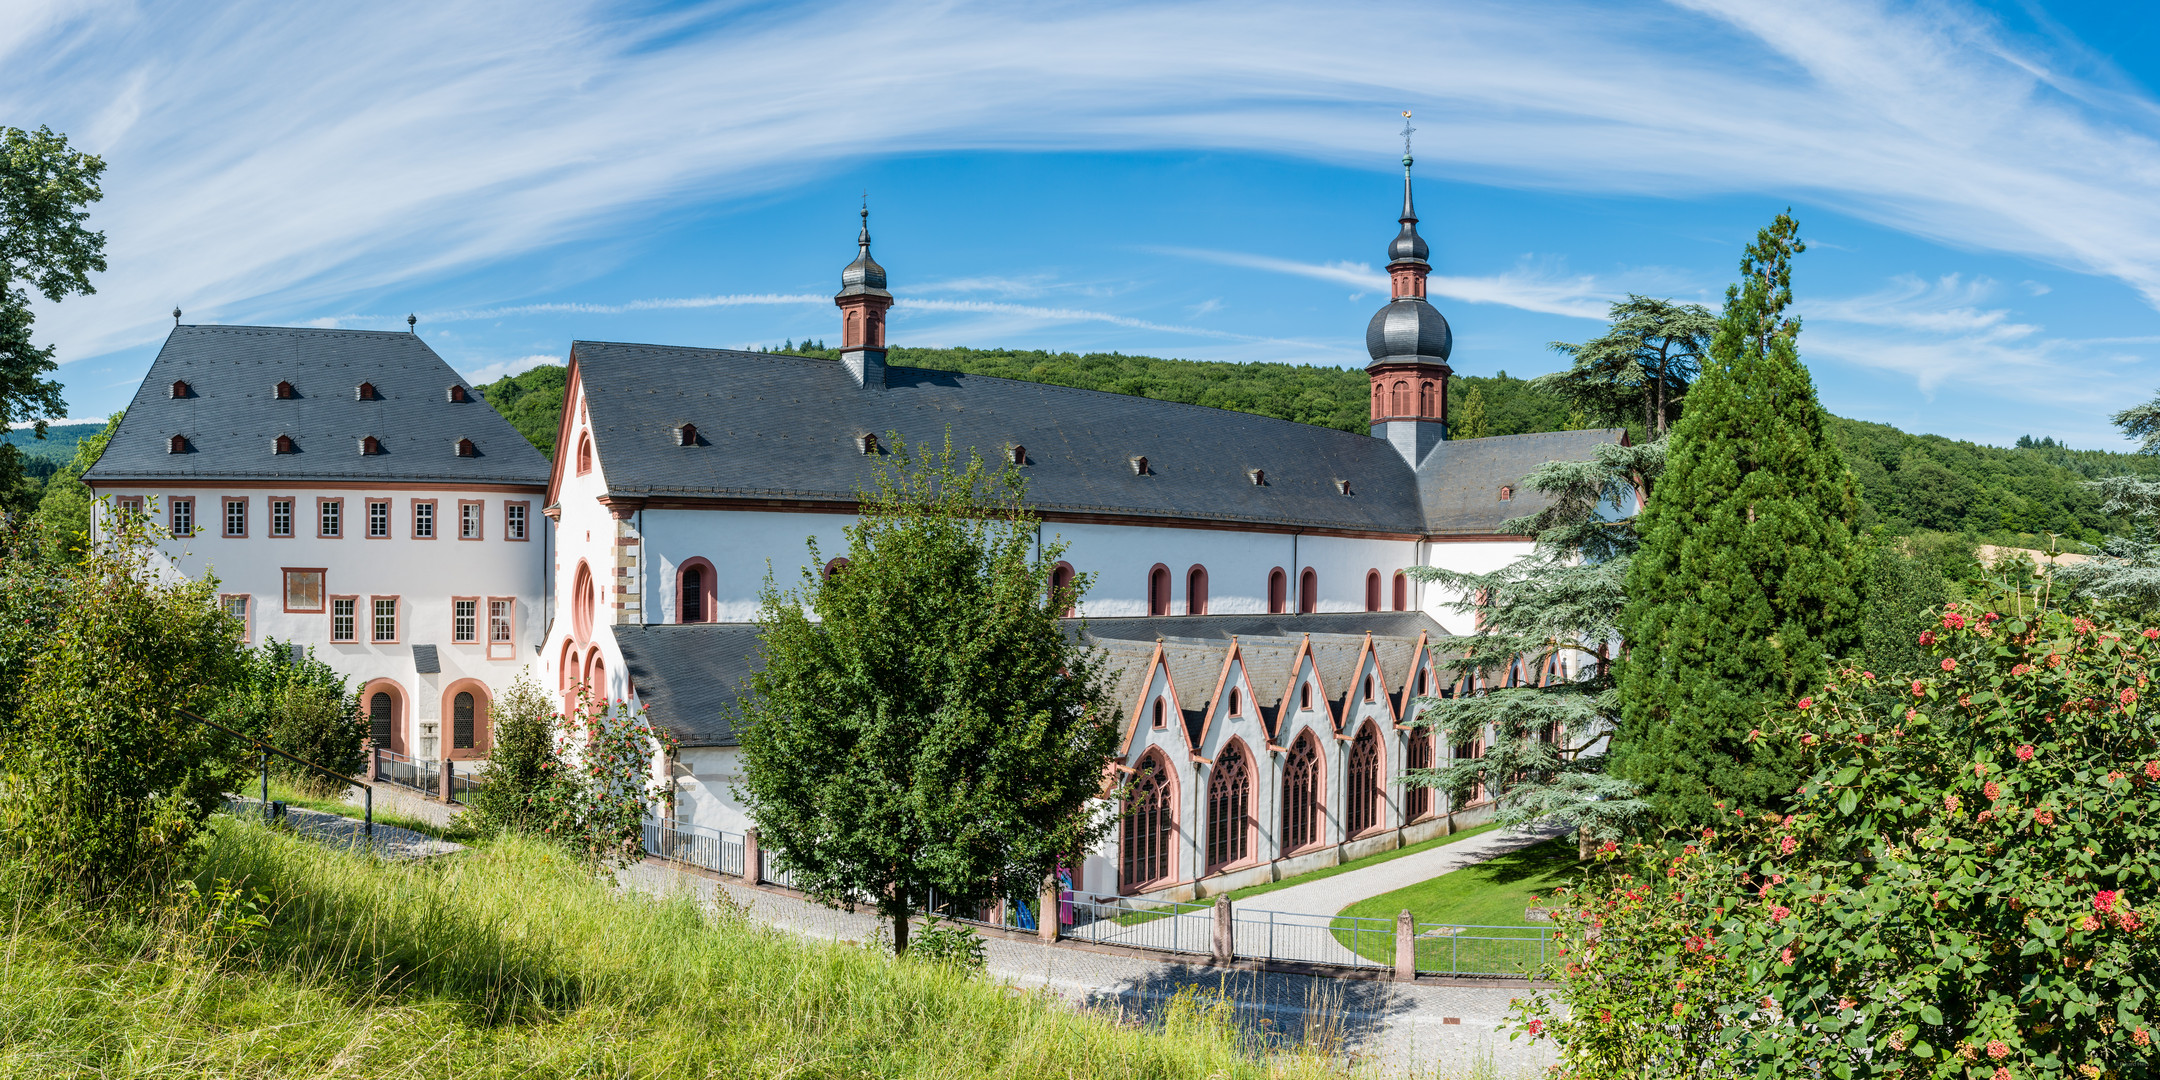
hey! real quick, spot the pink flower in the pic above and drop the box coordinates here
[1748,728,1761,741]
[1912,680,1927,697]
[2146,629,2160,640]
[2095,890,2120,915]
[1779,836,1797,855]
[1906,708,1919,721]
[2148,761,2160,781]
[1863,671,1875,679]
[1797,697,1814,710]
[1986,1040,2010,1060]
[1918,630,1936,646]
[2119,911,2144,932]
[2125,688,2141,705]
[1769,905,1792,922]
[2082,914,2102,931]
[1943,612,1967,630]
[1525,1019,1544,1036]
[1991,1069,2011,1080]
[1779,946,1795,965]
[2016,744,2035,762]
[1941,658,1959,672]
[1984,780,2001,801]
[1944,794,1961,812]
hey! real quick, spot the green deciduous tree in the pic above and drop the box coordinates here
[215,640,364,795]
[0,126,106,516]
[458,673,558,838]
[30,411,119,562]
[1538,295,1718,438]
[737,433,1120,954]
[1612,213,1860,824]
[1452,384,1490,439]
[1408,438,1661,845]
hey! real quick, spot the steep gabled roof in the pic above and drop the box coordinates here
[88,325,550,487]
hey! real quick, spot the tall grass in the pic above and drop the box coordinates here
[0,818,1350,1078]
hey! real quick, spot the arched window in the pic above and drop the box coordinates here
[1186,565,1208,615]
[1365,570,1382,612]
[1393,379,1409,415]
[1299,681,1312,711]
[1267,568,1287,614]
[1151,698,1166,729]
[846,310,862,347]
[1393,572,1408,611]
[1121,758,1175,889]
[452,691,476,749]
[572,562,595,642]
[1346,723,1383,837]
[1405,729,1434,821]
[1050,561,1076,617]
[369,692,393,748]
[1148,564,1171,616]
[1364,674,1374,702]
[1206,743,1252,872]
[682,567,704,623]
[576,434,593,475]
[1228,688,1241,716]
[823,557,850,579]
[1419,380,1436,416]
[1453,730,1486,804]
[1299,568,1318,614]
[1415,668,1428,696]
[1281,733,1322,853]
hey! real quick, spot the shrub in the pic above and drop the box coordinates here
[458,673,555,838]
[217,640,363,795]
[1519,602,2160,1079]
[0,502,248,898]
[908,915,988,975]
[524,687,673,867]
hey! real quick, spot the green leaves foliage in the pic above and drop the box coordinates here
[1538,294,1718,437]
[213,640,364,795]
[736,432,1120,954]
[1615,212,1861,825]
[0,125,106,514]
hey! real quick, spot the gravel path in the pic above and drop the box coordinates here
[1251,826,1571,922]
[624,860,1556,1078]
[224,798,462,860]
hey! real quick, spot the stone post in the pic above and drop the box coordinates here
[1394,909,1417,982]
[441,759,455,804]
[744,828,762,884]
[1212,895,1234,964]
[1038,874,1060,943]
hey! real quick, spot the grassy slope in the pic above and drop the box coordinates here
[1325,838,1586,969]
[1116,823,1502,925]
[1,820,1342,1079]
[480,348,2159,545]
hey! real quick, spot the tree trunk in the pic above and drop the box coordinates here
[1579,825,1594,861]
[890,908,910,956]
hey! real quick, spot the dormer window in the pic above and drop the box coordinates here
[170,380,191,399]
[859,432,879,455]
[1007,444,1025,465]
[274,434,295,454]
[1336,479,1353,496]
[168,434,189,454]
[1130,455,1149,476]
[1499,485,1514,501]
[447,385,469,403]
[675,424,698,447]
[275,381,295,400]
[360,435,382,456]
[356,382,380,401]
[1249,469,1265,486]
[454,438,476,458]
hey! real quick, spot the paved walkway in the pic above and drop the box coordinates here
[1249,825,1570,922]
[225,798,463,860]
[624,860,1557,1078]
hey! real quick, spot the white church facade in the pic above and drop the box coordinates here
[89,152,1621,903]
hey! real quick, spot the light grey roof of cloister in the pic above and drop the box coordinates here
[87,325,550,487]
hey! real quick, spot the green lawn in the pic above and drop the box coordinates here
[1112,821,1504,925]
[247,776,458,840]
[1328,837,1591,973]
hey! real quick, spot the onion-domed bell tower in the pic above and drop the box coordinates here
[1367,115,1453,466]
[835,202,893,388]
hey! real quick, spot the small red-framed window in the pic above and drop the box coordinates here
[1267,567,1287,614]
[360,435,383,456]
[451,596,479,643]
[115,495,144,516]
[330,596,357,642]
[1050,561,1076,617]
[412,499,437,539]
[356,381,379,401]
[1147,563,1171,616]
[282,568,327,613]
[220,594,252,642]
[576,433,593,475]
[458,499,483,540]
[1393,571,1408,611]
[448,384,469,403]
[275,380,295,400]
[1299,568,1318,614]
[454,438,476,458]
[677,558,717,623]
[505,501,530,541]
[1186,565,1208,615]
[1152,698,1167,729]
[1364,570,1382,612]
[274,434,295,454]
[269,497,295,538]
[823,558,850,580]
[169,496,196,537]
[366,499,391,538]
[168,434,189,454]
[222,496,248,538]
[316,497,344,539]
[487,596,516,660]
[170,380,190,399]
[370,595,401,643]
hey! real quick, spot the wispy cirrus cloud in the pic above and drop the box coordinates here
[1155,247,1621,319]
[1804,274,2126,403]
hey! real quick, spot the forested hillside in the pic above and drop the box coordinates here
[3,422,110,482]
[479,345,2152,546]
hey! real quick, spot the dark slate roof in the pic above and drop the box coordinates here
[1415,429,1624,535]
[1079,611,1446,644]
[410,644,440,674]
[571,343,1428,534]
[87,325,551,487]
[613,624,766,747]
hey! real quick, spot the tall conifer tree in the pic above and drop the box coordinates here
[1611,213,1858,823]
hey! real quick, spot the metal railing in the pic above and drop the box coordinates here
[176,707,372,836]
[1412,922,1551,977]
[1065,896,1218,954]
[642,817,745,877]
[373,748,439,798]
[1234,908,1392,969]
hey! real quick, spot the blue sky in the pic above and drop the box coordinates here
[9,0,2160,448]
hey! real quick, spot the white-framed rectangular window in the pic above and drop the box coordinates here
[372,597,398,643]
[413,500,435,539]
[368,499,390,538]
[270,498,294,537]
[505,501,529,541]
[459,499,482,540]
[488,597,514,659]
[220,594,251,641]
[170,497,194,536]
[453,598,477,643]
[330,597,356,642]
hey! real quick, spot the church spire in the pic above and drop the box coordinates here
[835,197,894,389]
[1387,113,1430,285]
[1365,113,1453,465]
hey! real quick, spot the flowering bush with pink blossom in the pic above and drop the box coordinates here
[1514,603,2160,1078]
[519,685,677,868]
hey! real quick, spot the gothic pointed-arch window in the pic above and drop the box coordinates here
[1152,698,1167,729]
[1186,565,1208,615]
[1346,722,1383,837]
[369,692,393,748]
[1299,568,1318,614]
[1148,564,1171,616]
[1228,688,1241,716]
[1393,571,1409,611]
[1364,674,1375,702]
[1050,561,1076,617]
[1405,728,1434,821]
[452,691,476,749]
[1206,743,1252,872]
[571,561,595,642]
[1299,681,1312,711]
[1365,570,1382,612]
[1415,668,1428,696]
[1281,733,1323,853]
[1120,757,1174,889]
[1268,568,1287,614]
